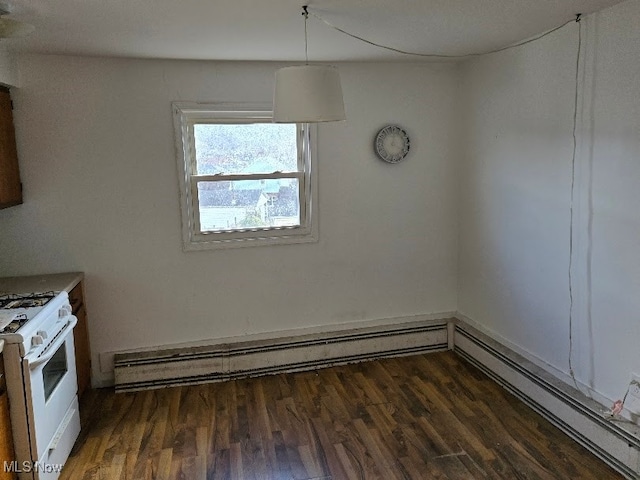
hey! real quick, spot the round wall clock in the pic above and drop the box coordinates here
[374,125,411,164]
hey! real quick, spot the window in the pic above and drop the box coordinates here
[173,103,317,250]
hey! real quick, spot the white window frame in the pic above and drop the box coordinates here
[173,102,318,251]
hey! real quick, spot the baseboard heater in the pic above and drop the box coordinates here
[114,318,450,393]
[113,314,640,478]
[453,320,640,480]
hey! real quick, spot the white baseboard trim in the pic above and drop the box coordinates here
[453,319,640,480]
[455,311,631,417]
[455,312,572,379]
[114,316,451,392]
[455,311,609,402]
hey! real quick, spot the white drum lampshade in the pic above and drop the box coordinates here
[273,65,345,123]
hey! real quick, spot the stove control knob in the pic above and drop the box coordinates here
[32,335,44,347]
[37,330,48,340]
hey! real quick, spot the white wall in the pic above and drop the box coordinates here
[0,50,19,87]
[0,57,460,385]
[459,0,640,406]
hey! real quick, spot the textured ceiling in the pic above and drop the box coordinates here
[0,0,626,62]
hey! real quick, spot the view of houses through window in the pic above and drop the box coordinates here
[193,123,301,232]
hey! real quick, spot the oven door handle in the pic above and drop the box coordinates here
[27,316,78,369]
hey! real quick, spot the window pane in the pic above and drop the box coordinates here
[194,123,298,175]
[197,179,301,232]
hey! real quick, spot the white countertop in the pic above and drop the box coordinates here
[0,272,84,296]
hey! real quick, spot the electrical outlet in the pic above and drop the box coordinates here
[624,374,640,416]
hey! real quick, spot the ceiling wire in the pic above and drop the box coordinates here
[308,8,580,59]
[307,4,594,401]
[306,4,637,423]
[310,5,595,406]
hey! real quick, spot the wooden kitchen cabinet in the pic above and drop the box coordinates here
[0,357,17,479]
[69,282,92,399]
[0,87,22,210]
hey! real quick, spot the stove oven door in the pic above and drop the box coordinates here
[22,316,81,479]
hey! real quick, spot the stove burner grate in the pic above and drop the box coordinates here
[0,291,57,310]
[0,312,28,334]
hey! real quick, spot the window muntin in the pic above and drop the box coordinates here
[173,103,316,250]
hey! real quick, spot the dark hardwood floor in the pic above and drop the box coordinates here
[61,352,623,479]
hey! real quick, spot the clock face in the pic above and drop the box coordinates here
[374,125,410,163]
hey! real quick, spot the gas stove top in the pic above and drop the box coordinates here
[0,291,57,310]
[0,292,58,335]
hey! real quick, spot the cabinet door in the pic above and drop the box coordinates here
[0,357,17,479]
[0,88,22,209]
[74,305,91,398]
[70,282,91,399]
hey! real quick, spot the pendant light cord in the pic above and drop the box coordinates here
[303,6,309,64]
[568,13,584,394]
[307,8,579,59]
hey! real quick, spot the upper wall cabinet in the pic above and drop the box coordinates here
[0,86,22,209]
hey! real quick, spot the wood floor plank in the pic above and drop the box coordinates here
[334,442,364,480]
[352,418,401,480]
[337,429,385,479]
[155,448,172,480]
[281,428,310,479]
[60,352,625,480]
[194,454,207,480]
[310,416,348,479]
[109,453,126,479]
[298,443,322,479]
[229,441,242,480]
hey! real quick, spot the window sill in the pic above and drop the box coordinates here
[182,230,318,251]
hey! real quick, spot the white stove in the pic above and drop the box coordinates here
[0,291,80,480]
[1,292,69,351]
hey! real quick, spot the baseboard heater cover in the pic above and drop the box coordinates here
[114,318,450,392]
[453,321,640,480]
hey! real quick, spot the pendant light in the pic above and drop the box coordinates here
[273,6,345,123]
